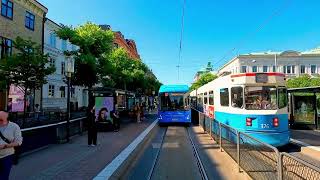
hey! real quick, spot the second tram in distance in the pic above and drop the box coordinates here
[191,72,290,147]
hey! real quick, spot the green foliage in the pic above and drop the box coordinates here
[190,72,218,90]
[55,22,114,87]
[0,37,55,89]
[287,74,320,88]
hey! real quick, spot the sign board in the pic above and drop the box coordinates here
[8,85,25,112]
[95,97,114,121]
[256,73,268,83]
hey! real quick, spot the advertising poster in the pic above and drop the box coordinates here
[294,96,315,124]
[8,85,25,112]
[95,97,114,121]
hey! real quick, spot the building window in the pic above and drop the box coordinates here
[49,57,55,67]
[311,65,316,74]
[263,66,268,72]
[283,66,286,74]
[1,0,13,19]
[48,85,55,98]
[273,66,276,72]
[113,43,119,48]
[241,66,247,73]
[25,11,35,30]
[50,33,56,48]
[292,65,295,74]
[61,40,67,51]
[287,66,291,74]
[0,37,12,58]
[252,66,257,72]
[220,88,229,107]
[231,87,243,108]
[60,86,65,98]
[61,62,65,75]
[71,87,75,98]
[300,65,305,74]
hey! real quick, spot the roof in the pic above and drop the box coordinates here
[159,85,189,93]
[288,86,320,93]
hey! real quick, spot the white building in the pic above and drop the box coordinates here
[218,48,320,78]
[42,19,88,111]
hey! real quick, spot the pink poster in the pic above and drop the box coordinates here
[8,85,25,112]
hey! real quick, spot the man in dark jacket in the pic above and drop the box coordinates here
[87,105,97,146]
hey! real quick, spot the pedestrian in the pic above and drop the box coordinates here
[111,105,120,132]
[87,105,98,147]
[134,102,141,123]
[34,104,40,120]
[140,103,145,121]
[0,111,23,180]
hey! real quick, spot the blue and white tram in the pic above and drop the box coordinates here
[193,73,290,147]
[158,85,191,125]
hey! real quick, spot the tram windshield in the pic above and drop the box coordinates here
[160,93,187,111]
[245,86,278,110]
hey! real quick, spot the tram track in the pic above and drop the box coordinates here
[147,126,209,180]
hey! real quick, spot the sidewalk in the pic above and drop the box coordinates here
[290,129,320,146]
[10,114,157,180]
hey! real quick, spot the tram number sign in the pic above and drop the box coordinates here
[256,73,268,83]
[261,124,270,129]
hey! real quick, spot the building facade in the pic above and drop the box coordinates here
[218,48,320,78]
[100,25,140,59]
[0,0,48,110]
[42,19,88,111]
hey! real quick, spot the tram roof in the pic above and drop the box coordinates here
[159,85,189,93]
[288,86,320,93]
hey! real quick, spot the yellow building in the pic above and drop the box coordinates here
[0,0,48,110]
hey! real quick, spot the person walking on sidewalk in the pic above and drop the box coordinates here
[111,105,120,132]
[134,102,141,123]
[0,111,23,180]
[87,105,98,147]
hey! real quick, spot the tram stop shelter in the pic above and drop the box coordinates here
[288,86,320,130]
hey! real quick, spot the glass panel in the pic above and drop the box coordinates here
[160,93,186,111]
[292,65,295,74]
[245,86,277,110]
[311,65,316,73]
[278,88,287,109]
[287,66,291,74]
[273,66,276,72]
[209,91,214,105]
[8,1,13,8]
[1,6,7,16]
[283,66,286,73]
[241,66,246,73]
[252,66,257,72]
[220,88,229,106]
[7,8,12,18]
[231,87,243,108]
[263,66,268,72]
[301,65,305,74]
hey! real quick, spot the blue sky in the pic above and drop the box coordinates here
[39,0,320,85]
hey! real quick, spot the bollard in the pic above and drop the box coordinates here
[209,118,212,139]
[237,131,240,172]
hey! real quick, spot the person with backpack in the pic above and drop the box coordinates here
[0,111,23,180]
[110,105,120,132]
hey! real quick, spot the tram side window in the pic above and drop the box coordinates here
[204,92,208,104]
[231,87,243,108]
[220,88,229,107]
[278,88,288,109]
[209,91,214,105]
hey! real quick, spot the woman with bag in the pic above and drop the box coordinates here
[0,111,23,180]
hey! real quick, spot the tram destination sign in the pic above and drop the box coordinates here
[255,73,268,83]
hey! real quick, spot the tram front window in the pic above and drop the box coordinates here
[160,93,186,111]
[245,86,277,110]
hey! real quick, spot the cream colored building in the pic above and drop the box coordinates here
[0,0,47,110]
[218,48,320,78]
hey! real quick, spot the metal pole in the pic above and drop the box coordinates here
[237,131,240,172]
[66,75,71,142]
[219,122,222,152]
[209,118,212,139]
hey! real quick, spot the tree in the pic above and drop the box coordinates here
[55,22,114,88]
[0,37,55,115]
[190,72,218,90]
[287,74,320,88]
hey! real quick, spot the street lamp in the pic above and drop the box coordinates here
[66,57,74,142]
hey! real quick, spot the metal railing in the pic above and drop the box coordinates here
[280,152,320,180]
[195,109,320,180]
